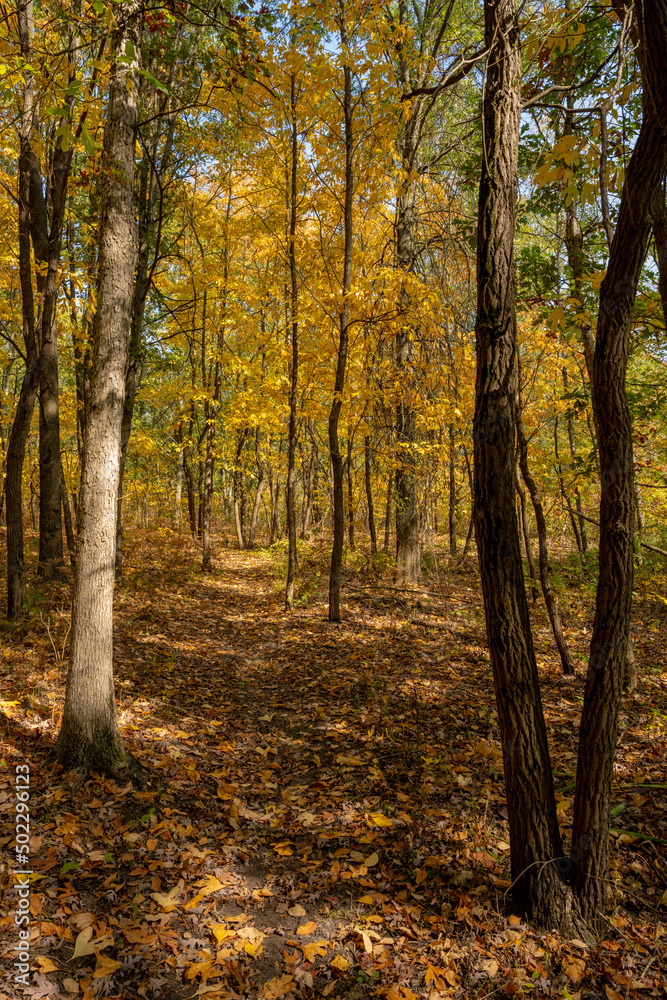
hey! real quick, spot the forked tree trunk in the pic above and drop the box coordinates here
[55,3,142,774]
[571,0,667,927]
[473,0,580,933]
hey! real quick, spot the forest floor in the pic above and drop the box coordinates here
[1,526,667,1000]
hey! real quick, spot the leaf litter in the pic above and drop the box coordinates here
[0,528,666,1000]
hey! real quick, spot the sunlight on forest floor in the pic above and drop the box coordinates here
[1,527,666,999]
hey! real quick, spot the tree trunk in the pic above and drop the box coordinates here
[515,467,538,603]
[651,178,667,320]
[55,3,142,774]
[364,434,377,556]
[394,2,421,587]
[60,460,75,569]
[554,416,583,556]
[570,0,667,928]
[285,71,299,611]
[473,0,577,932]
[233,428,248,550]
[174,444,183,526]
[383,467,393,554]
[248,427,266,549]
[346,429,355,550]
[516,398,574,675]
[448,422,457,556]
[328,9,353,622]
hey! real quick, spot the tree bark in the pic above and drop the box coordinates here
[346,429,355,550]
[570,0,667,928]
[383,467,393,554]
[473,0,578,931]
[515,466,538,603]
[55,2,142,774]
[248,427,266,549]
[448,422,457,555]
[364,434,377,556]
[516,398,574,675]
[328,5,354,622]
[651,178,667,320]
[285,70,299,611]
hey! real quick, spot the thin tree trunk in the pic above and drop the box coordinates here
[346,429,355,550]
[515,467,538,603]
[516,399,574,675]
[233,427,248,550]
[364,434,377,556]
[328,6,353,622]
[285,70,299,611]
[248,427,266,549]
[562,368,589,553]
[651,178,667,319]
[448,422,457,556]
[300,433,314,540]
[554,416,583,556]
[55,3,142,774]
[383,467,393,554]
[174,444,183,526]
[60,461,75,569]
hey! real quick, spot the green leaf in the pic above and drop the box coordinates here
[80,125,96,157]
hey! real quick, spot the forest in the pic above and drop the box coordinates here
[1,0,667,997]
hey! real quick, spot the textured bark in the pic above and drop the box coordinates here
[364,435,377,556]
[328,8,354,622]
[571,0,667,927]
[6,1,42,612]
[448,422,457,556]
[473,0,580,931]
[55,3,141,773]
[285,73,299,610]
[516,400,574,675]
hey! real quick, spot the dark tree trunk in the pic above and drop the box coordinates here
[554,416,583,556]
[515,467,538,603]
[55,3,142,774]
[346,430,355,551]
[448,422,457,556]
[571,0,667,928]
[364,434,377,556]
[516,397,574,675]
[328,9,353,622]
[651,178,667,320]
[473,0,577,932]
